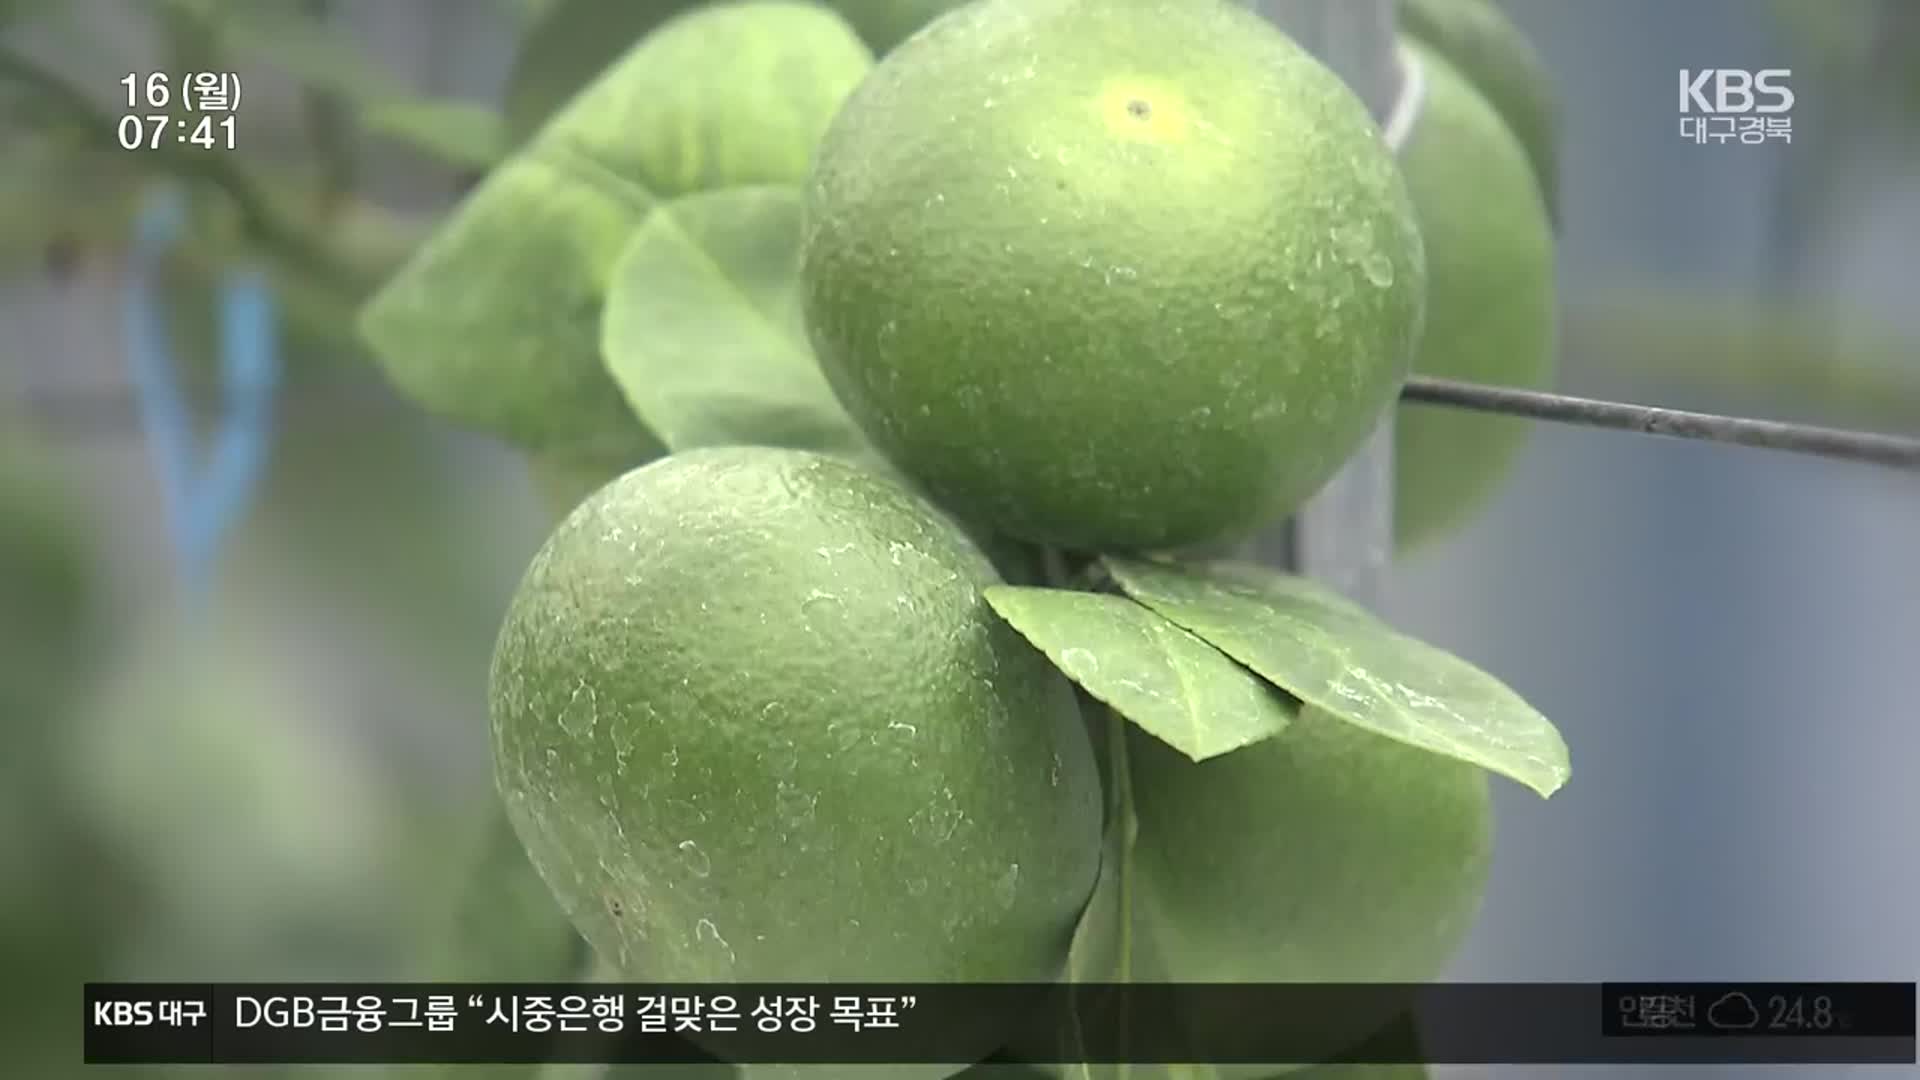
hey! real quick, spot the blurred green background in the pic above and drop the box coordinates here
[1,2,1916,1080]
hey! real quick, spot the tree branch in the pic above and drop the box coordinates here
[0,44,360,289]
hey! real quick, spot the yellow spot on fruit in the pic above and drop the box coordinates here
[1098,78,1192,144]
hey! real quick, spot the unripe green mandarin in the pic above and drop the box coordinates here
[1129,708,1492,1075]
[489,447,1103,1071]
[1400,0,1560,220]
[1393,39,1557,549]
[802,0,1424,552]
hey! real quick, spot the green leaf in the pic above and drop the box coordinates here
[357,0,872,462]
[361,100,509,170]
[504,0,956,143]
[357,144,661,464]
[533,0,873,199]
[161,0,412,107]
[504,0,696,144]
[1564,289,1920,432]
[1103,558,1571,798]
[984,586,1297,762]
[601,185,874,460]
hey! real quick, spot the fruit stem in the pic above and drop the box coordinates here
[1041,545,1073,590]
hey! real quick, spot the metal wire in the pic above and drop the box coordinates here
[19,375,1920,472]
[1403,375,1920,471]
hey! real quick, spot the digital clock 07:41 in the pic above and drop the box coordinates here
[117,113,236,151]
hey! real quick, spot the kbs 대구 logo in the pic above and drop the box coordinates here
[1678,69,1793,145]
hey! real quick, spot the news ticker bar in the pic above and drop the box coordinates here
[85,981,1917,1066]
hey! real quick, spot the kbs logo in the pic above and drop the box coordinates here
[1678,70,1793,145]
[1679,69,1794,114]
[93,1000,153,1026]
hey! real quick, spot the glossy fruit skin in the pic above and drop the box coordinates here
[801,0,1424,553]
[489,447,1103,993]
[1399,0,1560,221]
[1392,39,1557,550]
[1128,708,1491,1073]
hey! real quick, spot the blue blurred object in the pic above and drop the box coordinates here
[122,183,282,604]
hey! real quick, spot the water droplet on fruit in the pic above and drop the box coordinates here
[557,679,598,738]
[678,840,711,878]
[695,917,735,962]
[1362,251,1395,288]
[994,863,1021,908]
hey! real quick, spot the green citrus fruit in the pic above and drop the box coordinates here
[801,0,1425,553]
[1392,39,1556,550]
[489,446,1103,1068]
[1127,708,1491,1074]
[1399,0,1560,221]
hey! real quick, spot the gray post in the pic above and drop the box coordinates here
[1248,0,1408,610]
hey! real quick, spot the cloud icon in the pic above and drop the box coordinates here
[1708,991,1760,1030]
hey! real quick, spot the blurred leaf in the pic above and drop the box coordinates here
[134,175,423,399]
[68,623,422,981]
[1565,289,1920,433]
[161,0,520,174]
[601,185,874,459]
[525,450,627,522]
[0,140,140,275]
[1769,0,1920,124]
[357,144,660,464]
[362,100,510,169]
[424,807,585,982]
[504,0,956,143]
[504,0,692,144]
[0,434,100,716]
[523,1,873,199]
[1103,558,1571,798]
[160,0,412,107]
[0,41,364,288]
[983,586,1297,762]
[358,0,871,462]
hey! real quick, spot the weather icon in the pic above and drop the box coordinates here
[1708,991,1760,1030]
